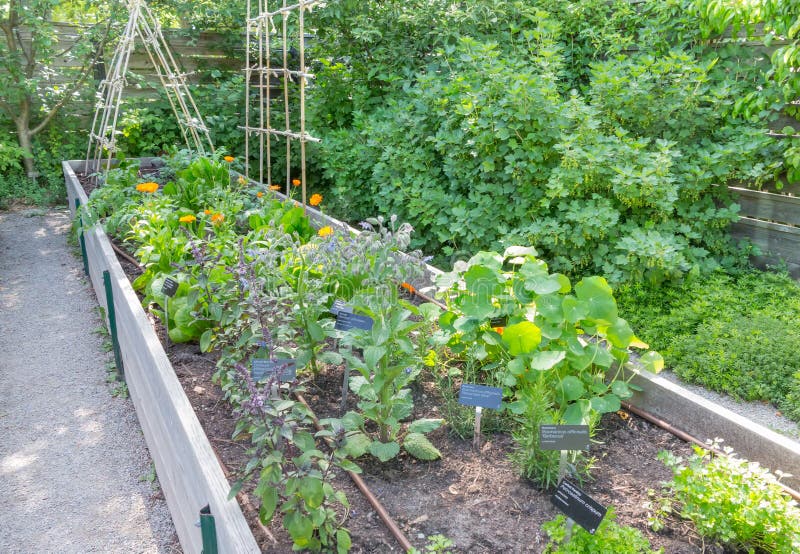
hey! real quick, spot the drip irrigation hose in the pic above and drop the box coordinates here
[110,240,143,272]
[621,400,800,503]
[294,393,414,552]
[403,285,800,503]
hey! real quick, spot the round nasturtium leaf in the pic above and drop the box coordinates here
[502,321,542,355]
[640,351,665,374]
[575,276,618,324]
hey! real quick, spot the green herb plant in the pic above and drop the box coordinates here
[339,302,444,462]
[229,367,355,553]
[543,507,661,554]
[652,442,800,553]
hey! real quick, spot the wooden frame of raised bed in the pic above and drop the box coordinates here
[63,158,800,552]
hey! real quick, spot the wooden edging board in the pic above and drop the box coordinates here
[63,160,259,554]
[619,364,800,491]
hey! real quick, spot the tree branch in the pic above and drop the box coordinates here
[30,20,113,137]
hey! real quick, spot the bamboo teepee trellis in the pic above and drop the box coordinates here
[85,0,214,175]
[243,0,323,207]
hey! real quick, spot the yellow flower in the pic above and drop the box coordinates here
[179,214,197,223]
[237,175,248,185]
[211,213,225,225]
[493,326,504,335]
[136,182,159,193]
[269,184,281,191]
[292,178,301,187]
[257,191,264,198]
[223,155,235,163]
[317,226,333,237]
[204,209,212,215]
[309,193,323,206]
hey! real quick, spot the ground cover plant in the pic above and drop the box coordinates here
[617,270,800,424]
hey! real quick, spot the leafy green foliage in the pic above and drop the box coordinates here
[654,444,800,553]
[435,247,657,485]
[309,0,787,282]
[340,303,443,461]
[543,508,661,554]
[617,269,800,422]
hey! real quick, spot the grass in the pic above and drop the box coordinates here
[617,268,800,423]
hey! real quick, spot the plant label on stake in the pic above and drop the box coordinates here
[251,358,297,382]
[161,277,179,297]
[458,383,502,449]
[161,277,178,349]
[329,299,353,317]
[539,425,590,451]
[551,477,607,537]
[334,311,373,332]
[335,310,373,413]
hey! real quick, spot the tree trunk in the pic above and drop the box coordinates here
[14,106,37,182]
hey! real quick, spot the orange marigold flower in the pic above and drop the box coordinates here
[269,184,281,191]
[211,213,225,225]
[179,214,197,223]
[309,193,323,206]
[292,178,301,187]
[400,282,416,294]
[136,182,159,193]
[257,191,264,198]
[317,226,333,237]
[493,326,504,335]
[223,155,235,163]
[204,209,212,215]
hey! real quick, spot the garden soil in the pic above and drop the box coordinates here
[0,208,178,553]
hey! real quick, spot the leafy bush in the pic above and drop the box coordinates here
[543,507,661,554]
[654,444,800,553]
[308,0,786,282]
[617,269,800,422]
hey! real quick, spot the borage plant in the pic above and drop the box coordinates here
[338,300,444,462]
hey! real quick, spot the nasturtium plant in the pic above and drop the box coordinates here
[437,246,661,486]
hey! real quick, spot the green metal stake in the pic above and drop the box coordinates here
[200,505,218,554]
[102,270,124,379]
[75,199,89,276]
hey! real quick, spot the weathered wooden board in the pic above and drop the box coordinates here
[729,186,800,226]
[63,160,259,554]
[730,217,800,279]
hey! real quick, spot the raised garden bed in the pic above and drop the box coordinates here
[63,158,800,552]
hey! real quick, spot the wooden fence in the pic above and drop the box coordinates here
[729,187,800,278]
[17,22,241,112]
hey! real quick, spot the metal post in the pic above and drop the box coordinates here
[200,505,218,554]
[75,199,90,276]
[102,270,124,379]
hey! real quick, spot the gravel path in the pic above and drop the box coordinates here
[0,209,178,553]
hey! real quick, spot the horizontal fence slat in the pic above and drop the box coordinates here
[729,186,800,226]
[731,217,800,278]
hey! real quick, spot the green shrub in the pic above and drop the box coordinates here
[308,1,781,282]
[543,507,661,554]
[617,269,800,422]
[655,445,800,553]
